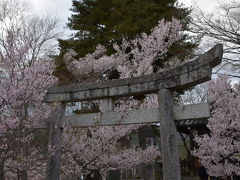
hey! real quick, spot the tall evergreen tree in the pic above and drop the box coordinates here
[56,0,197,84]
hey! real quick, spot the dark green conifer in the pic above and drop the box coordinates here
[56,0,198,84]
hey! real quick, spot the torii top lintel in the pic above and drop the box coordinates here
[44,44,223,103]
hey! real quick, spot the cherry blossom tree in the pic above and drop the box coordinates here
[0,0,59,179]
[64,18,182,82]
[0,59,57,179]
[193,75,240,177]
[61,18,183,180]
[61,125,160,180]
[64,18,183,110]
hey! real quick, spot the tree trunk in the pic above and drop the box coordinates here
[84,170,102,180]
[0,159,5,180]
[0,166,5,180]
[20,171,28,180]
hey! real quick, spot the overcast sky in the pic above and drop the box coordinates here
[28,0,72,38]
[27,0,219,39]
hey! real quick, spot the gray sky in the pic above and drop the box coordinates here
[179,0,218,11]
[29,0,72,19]
[28,0,72,38]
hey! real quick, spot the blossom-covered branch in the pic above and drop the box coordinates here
[61,125,160,179]
[64,18,182,82]
[193,75,240,177]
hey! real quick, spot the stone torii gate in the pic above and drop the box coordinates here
[44,44,223,180]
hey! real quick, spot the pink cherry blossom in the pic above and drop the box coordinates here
[193,75,240,177]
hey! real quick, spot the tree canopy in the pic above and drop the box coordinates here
[60,0,191,56]
[56,0,197,85]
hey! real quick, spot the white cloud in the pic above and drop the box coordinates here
[179,0,218,12]
[27,0,72,38]
[29,0,71,16]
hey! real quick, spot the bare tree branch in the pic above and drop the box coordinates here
[191,1,240,76]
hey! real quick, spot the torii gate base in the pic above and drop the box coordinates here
[44,44,223,180]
